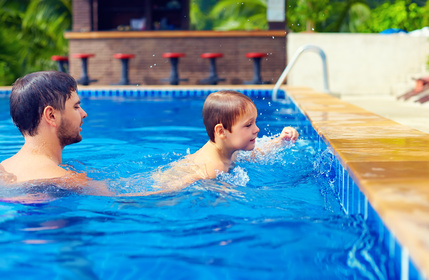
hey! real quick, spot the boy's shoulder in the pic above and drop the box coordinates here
[192,154,227,179]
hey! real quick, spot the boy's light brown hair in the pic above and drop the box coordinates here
[202,90,256,142]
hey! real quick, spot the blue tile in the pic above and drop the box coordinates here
[350,180,358,215]
[409,258,422,280]
[358,190,365,216]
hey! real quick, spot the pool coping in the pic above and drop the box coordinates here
[284,86,429,279]
[1,84,428,277]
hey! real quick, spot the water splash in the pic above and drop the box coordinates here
[216,166,249,187]
[313,148,336,183]
[237,135,295,165]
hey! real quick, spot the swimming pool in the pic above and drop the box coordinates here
[0,88,414,279]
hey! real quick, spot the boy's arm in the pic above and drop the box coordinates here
[269,127,299,145]
[235,126,299,161]
[254,126,298,154]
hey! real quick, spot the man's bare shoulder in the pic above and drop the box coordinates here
[0,155,70,183]
[0,163,18,183]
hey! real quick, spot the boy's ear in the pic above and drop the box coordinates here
[42,106,59,128]
[214,124,227,140]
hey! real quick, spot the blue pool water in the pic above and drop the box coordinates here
[0,91,393,279]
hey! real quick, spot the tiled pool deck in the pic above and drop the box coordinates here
[0,84,428,277]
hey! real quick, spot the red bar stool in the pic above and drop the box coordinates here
[113,53,135,85]
[200,53,225,85]
[51,55,69,73]
[72,53,97,85]
[162,53,188,85]
[245,52,270,84]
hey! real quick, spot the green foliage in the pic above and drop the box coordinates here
[190,0,268,31]
[0,0,71,86]
[210,0,268,31]
[287,0,331,32]
[190,0,217,30]
[324,0,371,32]
[359,0,425,32]
[191,0,429,33]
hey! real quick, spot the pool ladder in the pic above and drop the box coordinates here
[273,44,330,101]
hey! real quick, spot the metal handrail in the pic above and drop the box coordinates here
[272,44,330,101]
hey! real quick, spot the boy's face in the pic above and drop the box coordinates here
[225,105,259,151]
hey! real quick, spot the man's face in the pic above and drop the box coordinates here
[57,91,87,147]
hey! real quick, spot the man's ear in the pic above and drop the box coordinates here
[42,106,59,128]
[214,124,227,140]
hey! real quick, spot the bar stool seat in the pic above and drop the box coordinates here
[162,53,188,85]
[244,52,270,85]
[201,53,223,59]
[51,55,69,73]
[72,53,97,85]
[200,53,225,85]
[114,54,135,60]
[73,53,95,59]
[245,52,267,59]
[162,53,185,59]
[113,53,135,85]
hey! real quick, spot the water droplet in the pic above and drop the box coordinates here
[272,36,275,39]
[153,54,155,56]
[154,64,156,66]
[150,65,153,68]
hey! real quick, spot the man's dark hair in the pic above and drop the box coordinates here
[10,71,77,136]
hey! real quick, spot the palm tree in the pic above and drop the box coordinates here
[325,0,371,32]
[0,0,71,85]
[189,0,217,30]
[209,0,268,31]
[201,0,372,33]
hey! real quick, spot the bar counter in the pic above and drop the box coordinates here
[65,30,287,39]
[64,30,287,85]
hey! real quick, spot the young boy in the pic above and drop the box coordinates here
[152,90,299,189]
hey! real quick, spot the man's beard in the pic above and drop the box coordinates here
[57,117,82,147]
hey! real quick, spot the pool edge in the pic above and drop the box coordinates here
[285,85,429,279]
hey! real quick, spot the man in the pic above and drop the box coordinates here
[0,71,88,184]
[0,71,160,199]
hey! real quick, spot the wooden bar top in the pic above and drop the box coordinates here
[64,30,287,39]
